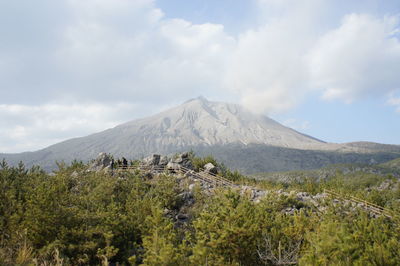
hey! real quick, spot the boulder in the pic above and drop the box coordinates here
[88,152,113,172]
[167,162,181,172]
[296,192,311,202]
[203,162,218,174]
[171,153,193,169]
[143,154,161,166]
[159,156,169,166]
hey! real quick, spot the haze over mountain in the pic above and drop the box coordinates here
[2,97,400,173]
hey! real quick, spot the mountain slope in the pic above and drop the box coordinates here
[109,96,325,149]
[1,97,400,172]
[380,157,400,170]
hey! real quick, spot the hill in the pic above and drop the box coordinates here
[380,157,400,170]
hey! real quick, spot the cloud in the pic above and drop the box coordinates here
[223,1,400,113]
[0,0,234,105]
[309,14,400,102]
[387,91,400,113]
[1,0,400,152]
[0,102,142,153]
[55,0,234,104]
[223,0,321,114]
[0,0,236,152]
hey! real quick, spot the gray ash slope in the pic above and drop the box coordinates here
[2,97,400,173]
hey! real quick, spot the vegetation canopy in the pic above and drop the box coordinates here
[0,155,400,265]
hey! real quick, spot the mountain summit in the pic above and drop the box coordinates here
[116,96,324,149]
[2,97,400,172]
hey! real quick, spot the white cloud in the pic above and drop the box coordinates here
[223,0,327,114]
[0,103,142,153]
[56,0,234,103]
[309,14,400,102]
[223,1,400,114]
[1,0,236,152]
[387,91,400,113]
[1,0,400,152]
[223,10,312,113]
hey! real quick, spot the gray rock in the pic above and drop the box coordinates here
[296,192,311,202]
[378,181,391,190]
[88,152,113,172]
[167,162,181,172]
[172,153,193,169]
[159,156,169,166]
[204,162,218,174]
[143,154,161,166]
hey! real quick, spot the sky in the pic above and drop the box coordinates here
[1,0,400,153]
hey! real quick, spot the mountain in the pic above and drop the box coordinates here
[2,97,400,173]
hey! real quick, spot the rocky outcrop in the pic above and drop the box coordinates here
[139,153,194,173]
[171,152,193,169]
[159,155,169,166]
[88,152,113,172]
[142,154,160,166]
[375,179,400,191]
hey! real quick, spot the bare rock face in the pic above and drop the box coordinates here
[88,152,113,172]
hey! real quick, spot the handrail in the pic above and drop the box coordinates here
[180,167,217,183]
[180,166,234,187]
[197,167,234,185]
[324,189,397,218]
[325,189,386,210]
[115,164,235,188]
[115,166,397,219]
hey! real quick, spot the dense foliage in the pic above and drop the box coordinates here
[1,158,400,265]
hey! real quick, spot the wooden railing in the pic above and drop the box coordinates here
[180,166,235,187]
[116,164,235,188]
[324,189,397,219]
[116,165,398,219]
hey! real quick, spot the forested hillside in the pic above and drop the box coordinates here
[1,156,400,265]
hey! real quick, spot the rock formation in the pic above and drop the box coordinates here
[88,152,113,172]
